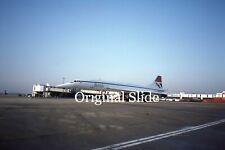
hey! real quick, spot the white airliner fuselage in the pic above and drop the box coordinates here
[56,76,166,97]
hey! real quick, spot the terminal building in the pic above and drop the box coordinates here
[168,91,225,100]
[32,84,72,97]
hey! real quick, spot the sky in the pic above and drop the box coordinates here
[0,0,225,94]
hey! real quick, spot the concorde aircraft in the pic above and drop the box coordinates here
[56,76,166,97]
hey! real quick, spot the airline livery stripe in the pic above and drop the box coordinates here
[92,118,225,150]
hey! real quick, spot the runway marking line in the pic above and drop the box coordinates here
[92,118,225,150]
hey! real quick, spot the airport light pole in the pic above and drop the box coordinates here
[62,77,65,84]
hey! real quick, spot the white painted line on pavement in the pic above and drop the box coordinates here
[92,118,225,150]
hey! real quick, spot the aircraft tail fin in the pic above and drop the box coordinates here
[154,76,163,89]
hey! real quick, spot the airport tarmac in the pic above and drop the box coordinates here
[0,97,225,150]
